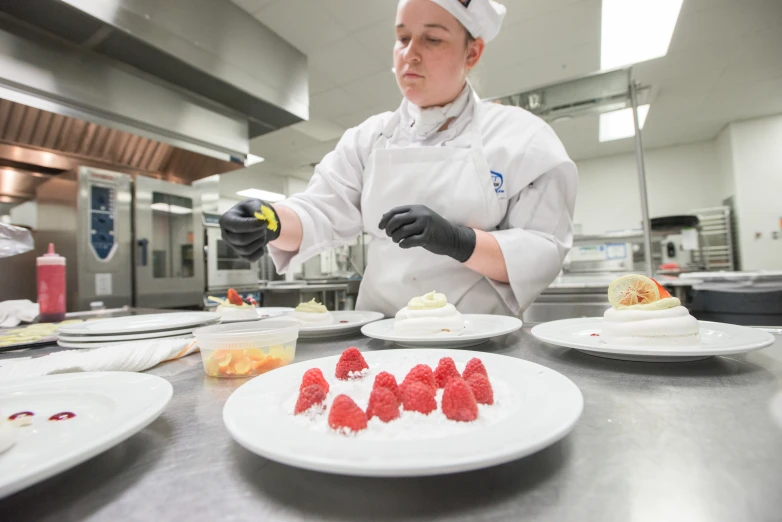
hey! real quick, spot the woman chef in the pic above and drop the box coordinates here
[220,0,578,318]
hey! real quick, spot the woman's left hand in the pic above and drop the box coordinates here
[378,205,476,263]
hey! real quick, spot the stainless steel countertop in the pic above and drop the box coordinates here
[1,329,781,521]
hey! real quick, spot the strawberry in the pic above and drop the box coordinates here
[434,357,461,389]
[401,381,437,415]
[372,371,402,404]
[300,368,330,394]
[328,395,368,433]
[400,364,436,394]
[442,377,479,422]
[294,384,327,415]
[226,288,244,306]
[366,387,400,423]
[335,347,369,380]
[462,358,488,381]
[466,373,494,405]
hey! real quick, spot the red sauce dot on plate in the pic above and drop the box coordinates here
[340,320,349,324]
[590,333,600,337]
[49,412,76,421]
[9,411,34,421]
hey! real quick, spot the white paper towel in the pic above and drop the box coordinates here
[0,337,197,381]
[0,300,40,328]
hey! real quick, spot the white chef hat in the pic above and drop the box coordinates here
[427,0,507,42]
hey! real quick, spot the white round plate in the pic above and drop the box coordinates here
[361,315,523,348]
[531,318,776,362]
[58,312,220,336]
[256,307,294,319]
[57,334,193,349]
[57,327,196,343]
[0,372,172,498]
[223,349,582,477]
[277,311,385,339]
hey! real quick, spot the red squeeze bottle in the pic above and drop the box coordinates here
[37,243,66,323]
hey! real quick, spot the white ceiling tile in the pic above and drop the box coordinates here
[341,69,402,109]
[332,104,395,129]
[501,0,587,26]
[297,139,342,166]
[310,87,366,120]
[321,0,398,33]
[479,44,600,98]
[219,161,289,197]
[484,0,600,70]
[633,38,743,84]
[254,0,348,53]
[308,64,338,95]
[230,0,277,16]
[670,0,777,53]
[308,36,388,85]
[353,20,395,64]
[679,0,738,16]
[249,127,322,159]
[271,151,312,169]
[291,119,346,142]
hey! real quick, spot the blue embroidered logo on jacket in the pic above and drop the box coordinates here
[491,171,504,194]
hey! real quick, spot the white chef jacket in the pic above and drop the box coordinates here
[269,86,578,316]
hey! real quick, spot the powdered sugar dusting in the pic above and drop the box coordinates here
[282,353,514,440]
[346,368,370,380]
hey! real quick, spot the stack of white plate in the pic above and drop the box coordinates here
[57,312,220,349]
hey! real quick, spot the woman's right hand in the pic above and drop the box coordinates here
[219,199,281,261]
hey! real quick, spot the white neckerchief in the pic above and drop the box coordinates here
[402,83,472,140]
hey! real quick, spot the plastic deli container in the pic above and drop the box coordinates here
[194,321,299,378]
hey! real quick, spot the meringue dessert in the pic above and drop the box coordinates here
[209,289,258,322]
[394,291,466,336]
[291,299,334,325]
[601,275,700,346]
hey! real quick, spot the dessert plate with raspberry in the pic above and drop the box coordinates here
[0,372,172,498]
[223,347,583,476]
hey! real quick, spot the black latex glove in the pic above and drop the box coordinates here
[378,205,476,263]
[219,199,281,262]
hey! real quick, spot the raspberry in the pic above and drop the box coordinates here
[294,384,327,415]
[335,347,369,380]
[462,358,488,381]
[402,381,437,415]
[300,368,330,394]
[433,357,461,389]
[400,364,436,394]
[442,377,479,422]
[226,288,244,306]
[366,387,400,423]
[372,371,402,404]
[328,395,368,433]
[466,373,494,405]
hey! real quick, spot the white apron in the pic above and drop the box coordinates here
[358,94,510,317]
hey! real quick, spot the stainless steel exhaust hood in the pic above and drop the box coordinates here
[0,0,309,163]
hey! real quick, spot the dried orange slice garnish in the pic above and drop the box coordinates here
[608,275,661,307]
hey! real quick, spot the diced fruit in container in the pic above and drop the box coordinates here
[196,320,299,378]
